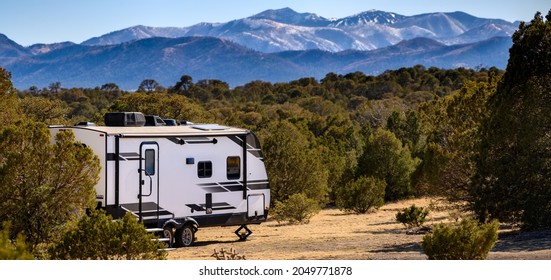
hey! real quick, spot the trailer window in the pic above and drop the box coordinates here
[227,156,240,179]
[198,161,212,178]
[145,149,155,175]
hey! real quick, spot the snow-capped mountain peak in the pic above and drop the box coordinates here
[82,25,188,46]
[250,7,330,27]
[330,10,406,27]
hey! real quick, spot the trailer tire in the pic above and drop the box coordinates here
[175,224,195,247]
[162,226,174,248]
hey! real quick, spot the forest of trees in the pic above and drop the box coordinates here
[0,11,550,258]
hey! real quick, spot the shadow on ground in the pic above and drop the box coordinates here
[493,230,551,252]
[370,242,423,253]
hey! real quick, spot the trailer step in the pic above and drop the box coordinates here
[146,228,174,250]
[151,238,171,242]
[142,214,175,221]
[146,228,163,233]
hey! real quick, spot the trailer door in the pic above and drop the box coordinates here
[138,142,160,223]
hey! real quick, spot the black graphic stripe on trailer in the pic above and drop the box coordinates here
[167,136,218,145]
[198,180,269,193]
[228,135,264,160]
[246,180,270,190]
[186,202,236,212]
[119,202,174,218]
[246,133,264,159]
[107,152,141,161]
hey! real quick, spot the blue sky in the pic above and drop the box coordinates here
[2,0,549,46]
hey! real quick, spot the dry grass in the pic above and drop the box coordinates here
[167,197,551,260]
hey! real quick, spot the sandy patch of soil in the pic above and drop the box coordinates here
[167,197,551,260]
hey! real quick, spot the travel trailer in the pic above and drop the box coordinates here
[49,112,270,247]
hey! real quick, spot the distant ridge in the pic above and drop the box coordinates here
[78,8,517,53]
[0,8,516,90]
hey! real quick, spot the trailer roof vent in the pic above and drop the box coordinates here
[75,121,96,126]
[104,112,146,127]
[144,115,166,126]
[192,124,229,131]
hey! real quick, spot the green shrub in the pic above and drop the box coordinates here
[335,176,386,214]
[49,210,166,260]
[0,223,33,260]
[421,218,499,260]
[271,193,321,224]
[395,204,430,228]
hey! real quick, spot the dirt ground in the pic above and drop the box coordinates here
[167,197,551,260]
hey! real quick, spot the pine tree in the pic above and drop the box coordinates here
[357,128,419,201]
[472,11,551,229]
[0,123,100,248]
[0,68,22,126]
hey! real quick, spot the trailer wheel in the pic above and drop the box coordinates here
[162,226,174,248]
[175,224,195,247]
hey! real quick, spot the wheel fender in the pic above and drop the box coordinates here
[184,217,199,232]
[172,217,199,231]
[162,219,180,230]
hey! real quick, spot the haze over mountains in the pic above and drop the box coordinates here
[0,8,516,90]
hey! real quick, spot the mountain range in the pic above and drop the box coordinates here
[0,8,516,90]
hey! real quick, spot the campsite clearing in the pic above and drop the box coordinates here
[167,197,551,260]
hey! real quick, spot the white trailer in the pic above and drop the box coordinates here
[49,113,270,247]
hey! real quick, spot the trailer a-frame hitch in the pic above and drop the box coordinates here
[234,225,253,241]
